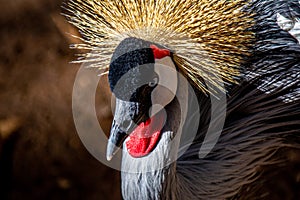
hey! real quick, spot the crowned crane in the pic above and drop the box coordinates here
[66,0,300,199]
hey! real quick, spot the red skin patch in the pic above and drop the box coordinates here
[125,112,165,158]
[125,45,169,158]
[150,44,170,59]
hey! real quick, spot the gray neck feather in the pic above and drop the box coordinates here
[121,100,182,199]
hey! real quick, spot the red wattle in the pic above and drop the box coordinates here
[150,44,170,59]
[125,112,165,158]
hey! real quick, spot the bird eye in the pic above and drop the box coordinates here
[148,77,158,87]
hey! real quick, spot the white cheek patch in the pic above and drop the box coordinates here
[150,56,178,117]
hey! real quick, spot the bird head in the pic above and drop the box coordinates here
[106,37,179,160]
[66,0,255,173]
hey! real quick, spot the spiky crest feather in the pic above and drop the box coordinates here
[64,0,254,94]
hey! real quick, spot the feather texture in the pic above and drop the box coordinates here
[64,0,254,94]
[65,0,300,199]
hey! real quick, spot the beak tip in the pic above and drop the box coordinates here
[106,140,120,161]
[106,154,113,161]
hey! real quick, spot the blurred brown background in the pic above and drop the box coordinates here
[0,0,120,199]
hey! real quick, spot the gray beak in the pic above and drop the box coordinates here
[106,120,128,161]
[106,98,141,161]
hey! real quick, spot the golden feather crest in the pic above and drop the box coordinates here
[65,0,254,94]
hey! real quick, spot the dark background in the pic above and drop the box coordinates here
[0,0,120,199]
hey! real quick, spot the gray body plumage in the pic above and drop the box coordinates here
[120,1,300,199]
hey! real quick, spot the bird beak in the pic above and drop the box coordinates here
[106,120,128,161]
[106,98,140,161]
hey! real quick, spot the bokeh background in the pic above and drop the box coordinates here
[0,0,120,199]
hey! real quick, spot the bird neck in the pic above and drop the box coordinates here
[120,83,197,200]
